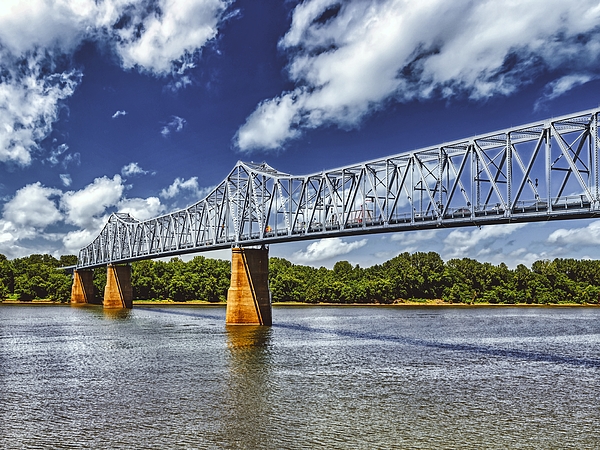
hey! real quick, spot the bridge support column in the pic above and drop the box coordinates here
[104,264,133,309]
[226,247,272,326]
[71,269,94,304]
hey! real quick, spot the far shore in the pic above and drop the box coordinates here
[2,299,599,307]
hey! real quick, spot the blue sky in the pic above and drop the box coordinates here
[2,0,600,268]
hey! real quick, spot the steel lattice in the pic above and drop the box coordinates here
[77,108,600,268]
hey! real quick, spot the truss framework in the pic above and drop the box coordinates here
[77,108,600,268]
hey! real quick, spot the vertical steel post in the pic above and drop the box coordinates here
[545,124,553,212]
[593,113,599,208]
[506,133,512,215]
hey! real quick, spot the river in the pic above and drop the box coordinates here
[1,304,599,449]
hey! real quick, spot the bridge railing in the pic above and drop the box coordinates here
[76,108,600,268]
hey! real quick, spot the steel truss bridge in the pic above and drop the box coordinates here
[77,108,600,269]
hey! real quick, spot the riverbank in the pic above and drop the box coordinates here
[273,300,599,307]
[2,299,599,307]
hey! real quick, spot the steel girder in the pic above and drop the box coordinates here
[76,108,600,268]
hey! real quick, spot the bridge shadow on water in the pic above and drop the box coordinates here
[135,306,224,322]
[273,322,600,369]
[115,307,600,368]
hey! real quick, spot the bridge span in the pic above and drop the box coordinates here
[70,108,600,324]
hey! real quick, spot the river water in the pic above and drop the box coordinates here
[1,304,599,449]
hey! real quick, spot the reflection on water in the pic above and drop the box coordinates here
[226,325,272,350]
[70,303,133,319]
[224,325,274,448]
[1,304,600,449]
[102,308,132,320]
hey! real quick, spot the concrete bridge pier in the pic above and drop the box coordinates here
[103,264,133,309]
[226,247,272,326]
[71,269,95,304]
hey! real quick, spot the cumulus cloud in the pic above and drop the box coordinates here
[547,220,600,246]
[112,110,127,119]
[121,162,150,177]
[161,115,187,137]
[62,194,166,254]
[0,0,231,165]
[61,175,125,228]
[160,176,204,199]
[443,223,528,260]
[0,181,65,258]
[235,93,302,152]
[0,172,169,258]
[235,0,600,152]
[117,197,165,221]
[114,0,229,75]
[3,183,62,229]
[292,237,368,264]
[62,228,98,255]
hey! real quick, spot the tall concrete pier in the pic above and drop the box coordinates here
[71,269,94,304]
[226,247,272,326]
[103,264,133,309]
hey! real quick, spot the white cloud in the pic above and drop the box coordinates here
[60,174,72,187]
[235,93,302,151]
[443,223,528,260]
[47,143,70,166]
[542,74,595,101]
[62,229,98,255]
[117,197,165,221]
[390,230,440,243]
[0,0,231,165]
[62,152,81,168]
[60,185,165,254]
[0,172,170,258]
[161,115,187,137]
[3,182,62,229]
[0,52,81,165]
[388,229,441,255]
[112,110,127,119]
[548,220,600,246]
[61,175,125,228]
[292,237,368,264]
[160,176,204,199]
[0,181,76,257]
[236,0,600,151]
[121,162,149,177]
[114,0,229,75]
[0,0,231,71]
[535,74,597,110]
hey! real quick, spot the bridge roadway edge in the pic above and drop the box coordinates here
[72,207,600,270]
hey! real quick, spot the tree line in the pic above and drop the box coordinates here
[1,252,600,304]
[270,253,600,304]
